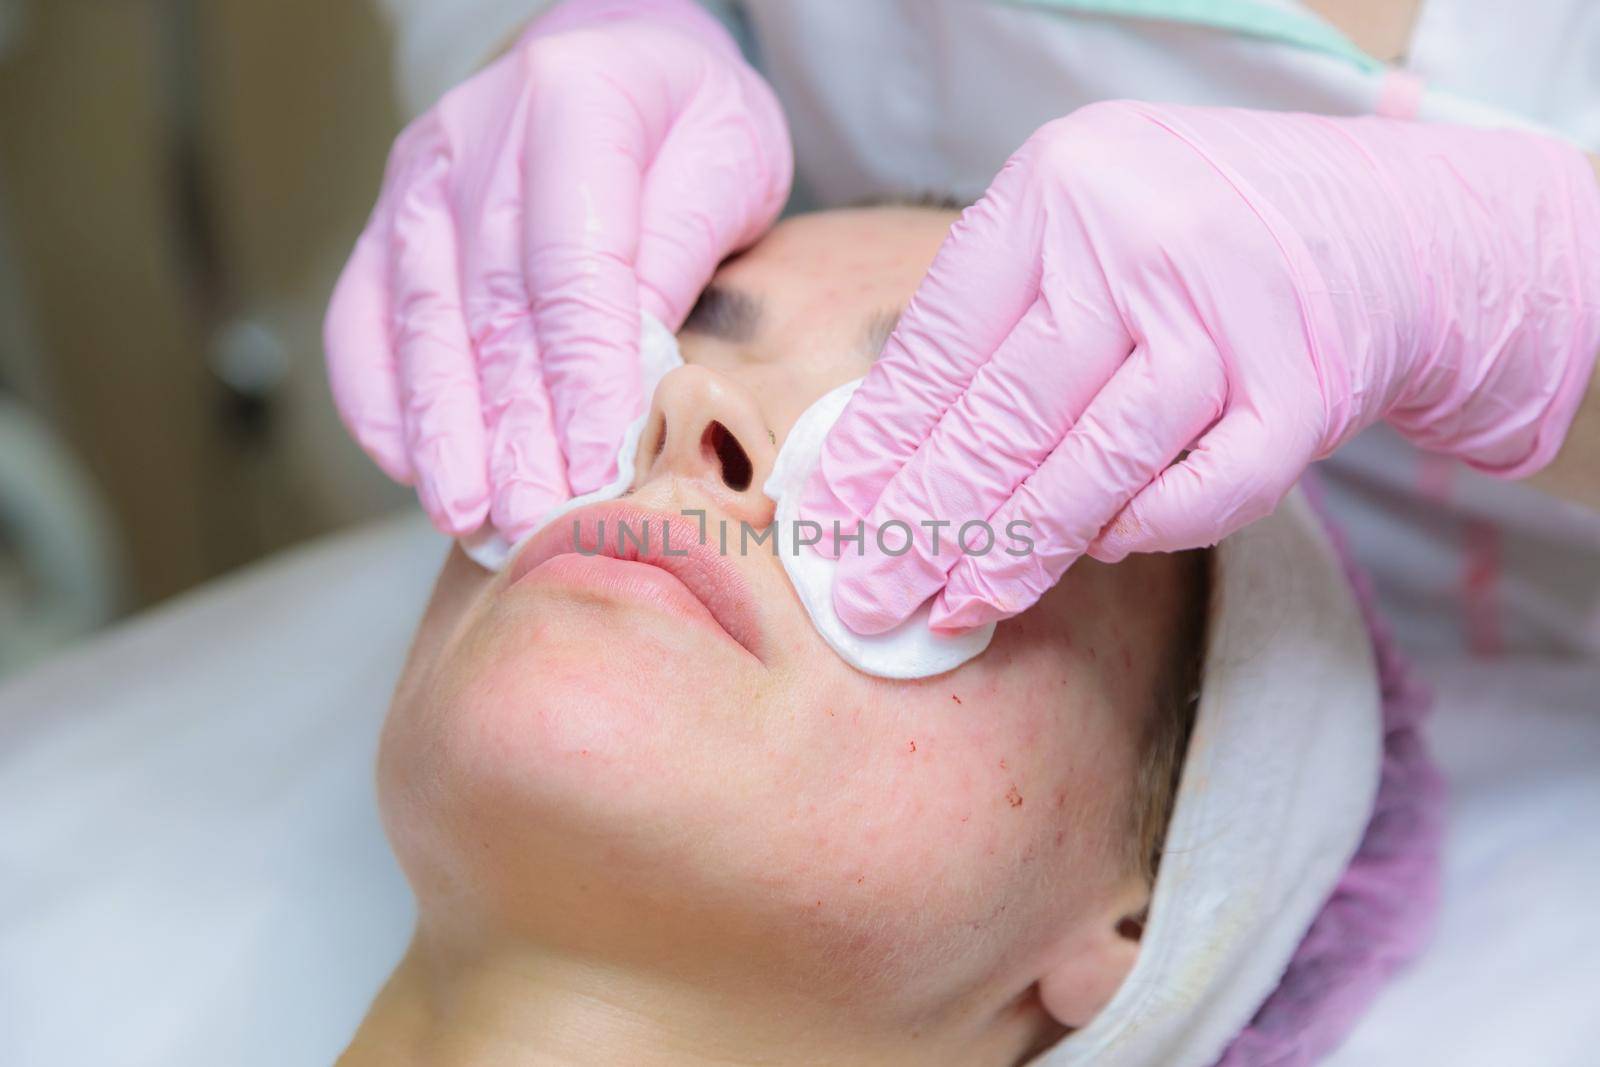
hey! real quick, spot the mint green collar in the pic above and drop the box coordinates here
[997,0,1384,72]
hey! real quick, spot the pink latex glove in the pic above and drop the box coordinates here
[802,101,1600,634]
[325,0,790,539]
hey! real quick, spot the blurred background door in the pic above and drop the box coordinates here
[0,0,412,673]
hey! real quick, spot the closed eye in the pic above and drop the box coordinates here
[681,285,762,344]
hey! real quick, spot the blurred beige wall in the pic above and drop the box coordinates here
[0,0,411,611]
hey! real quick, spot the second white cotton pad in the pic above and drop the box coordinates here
[763,380,995,679]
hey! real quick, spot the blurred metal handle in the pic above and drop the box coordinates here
[0,397,123,672]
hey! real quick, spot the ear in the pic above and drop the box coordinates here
[1035,877,1150,1030]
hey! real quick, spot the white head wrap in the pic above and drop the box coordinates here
[1036,488,1384,1066]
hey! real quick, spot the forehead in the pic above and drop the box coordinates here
[711,207,958,332]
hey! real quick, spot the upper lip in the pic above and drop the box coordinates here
[507,499,766,661]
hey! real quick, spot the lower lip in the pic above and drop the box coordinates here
[517,552,741,649]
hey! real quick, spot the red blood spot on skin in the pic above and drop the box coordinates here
[951,694,963,705]
[908,740,917,753]
[1054,788,1067,809]
[1054,831,1066,847]
[1121,648,1133,671]
[579,749,589,757]
[856,876,864,885]
[998,758,1008,770]
[1005,785,1024,808]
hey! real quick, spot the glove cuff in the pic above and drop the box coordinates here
[1472,139,1600,480]
[1382,126,1600,478]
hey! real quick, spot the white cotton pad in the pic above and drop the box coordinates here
[459,313,685,572]
[762,380,996,679]
[461,323,993,680]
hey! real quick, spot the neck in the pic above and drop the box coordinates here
[339,928,1045,1067]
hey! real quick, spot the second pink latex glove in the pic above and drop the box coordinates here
[326,0,791,541]
[801,102,1600,634]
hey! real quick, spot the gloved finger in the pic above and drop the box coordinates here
[929,349,1224,631]
[829,297,1132,635]
[632,126,736,330]
[523,62,649,495]
[799,162,1053,537]
[459,142,570,541]
[325,222,411,484]
[391,148,491,535]
[1087,411,1312,562]
[633,75,791,328]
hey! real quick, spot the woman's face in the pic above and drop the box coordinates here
[379,208,1201,1042]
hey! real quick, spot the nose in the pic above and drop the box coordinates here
[632,365,778,528]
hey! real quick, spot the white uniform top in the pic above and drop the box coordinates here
[375,0,1600,659]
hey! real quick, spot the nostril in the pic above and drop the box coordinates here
[650,415,668,464]
[701,421,753,492]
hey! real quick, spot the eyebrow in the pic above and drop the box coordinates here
[681,284,762,343]
[682,282,905,362]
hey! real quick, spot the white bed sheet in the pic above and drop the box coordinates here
[0,513,1596,1066]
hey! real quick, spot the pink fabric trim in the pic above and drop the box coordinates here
[1374,70,1426,120]
[1408,454,1501,655]
[1215,475,1446,1066]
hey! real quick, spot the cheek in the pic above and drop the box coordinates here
[420,607,758,808]
[735,669,1129,992]
[790,711,1088,880]
[793,655,1132,966]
